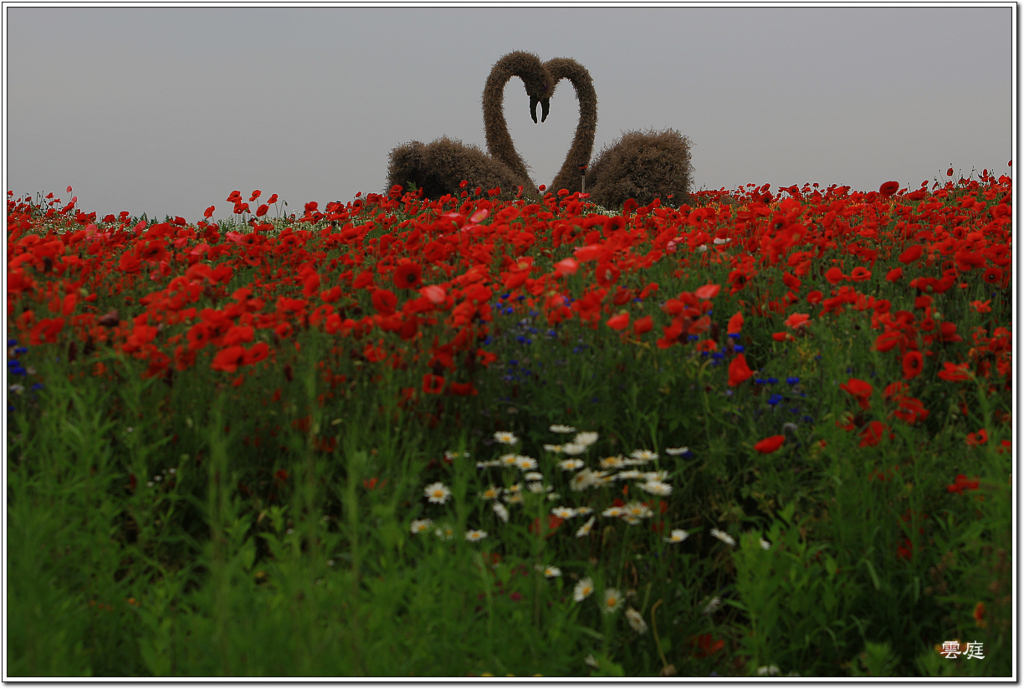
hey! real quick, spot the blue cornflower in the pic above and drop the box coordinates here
[688,335,700,342]
[733,344,745,353]
[768,394,783,407]
[787,377,800,385]
[754,378,767,385]
[711,352,724,361]
[766,377,778,384]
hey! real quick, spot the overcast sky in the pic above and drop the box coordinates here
[3,4,1014,221]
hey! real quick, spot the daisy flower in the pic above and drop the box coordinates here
[569,469,597,492]
[630,449,659,463]
[465,529,488,542]
[494,431,519,446]
[760,537,772,550]
[479,485,502,501]
[558,459,585,471]
[551,506,578,519]
[434,525,455,541]
[599,455,626,469]
[642,470,670,482]
[535,564,562,578]
[600,588,624,614]
[504,492,524,505]
[640,480,673,496]
[410,518,433,535]
[573,576,595,602]
[665,446,690,456]
[623,501,653,520]
[614,470,644,480]
[424,482,451,505]
[514,455,538,471]
[524,471,543,482]
[526,482,548,494]
[476,460,501,468]
[575,506,594,516]
[575,515,596,538]
[549,424,576,434]
[543,444,564,453]
[499,453,519,468]
[492,502,509,523]
[561,443,588,456]
[573,431,599,447]
[602,506,625,518]
[664,529,690,543]
[445,450,470,461]
[703,596,722,614]
[625,607,648,634]
[711,528,736,546]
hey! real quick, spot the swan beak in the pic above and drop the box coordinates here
[530,97,550,124]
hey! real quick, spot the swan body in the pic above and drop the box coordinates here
[386,51,553,200]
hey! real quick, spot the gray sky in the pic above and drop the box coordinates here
[4,4,1014,221]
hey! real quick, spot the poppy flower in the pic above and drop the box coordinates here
[840,378,873,410]
[728,353,753,386]
[754,435,785,454]
[371,289,398,315]
[858,421,890,447]
[633,315,654,336]
[878,181,900,198]
[422,374,445,395]
[784,313,810,329]
[850,267,872,282]
[554,257,579,276]
[902,351,923,380]
[727,311,744,335]
[938,361,971,382]
[606,312,630,331]
[393,261,423,290]
[694,284,720,300]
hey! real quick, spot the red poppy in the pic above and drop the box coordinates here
[393,261,423,290]
[529,514,564,539]
[754,435,785,454]
[371,288,398,315]
[606,312,630,331]
[784,313,810,329]
[727,311,744,335]
[983,267,1003,284]
[947,474,980,493]
[422,373,445,395]
[938,361,971,382]
[898,245,923,264]
[694,283,720,300]
[211,345,247,373]
[902,351,923,380]
[859,421,890,447]
[878,181,900,198]
[840,378,873,410]
[633,315,654,336]
[728,353,753,386]
[849,267,872,282]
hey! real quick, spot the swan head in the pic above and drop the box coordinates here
[530,94,551,124]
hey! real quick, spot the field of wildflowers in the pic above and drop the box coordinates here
[5,169,1013,677]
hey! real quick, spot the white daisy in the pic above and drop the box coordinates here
[614,470,644,480]
[561,442,588,456]
[575,515,596,538]
[543,444,564,453]
[465,529,488,542]
[665,446,689,456]
[760,537,771,550]
[623,501,652,520]
[410,518,433,535]
[445,450,470,461]
[599,455,626,469]
[573,576,595,602]
[642,470,670,482]
[630,449,659,462]
[625,607,648,634]
[499,453,519,467]
[602,506,625,518]
[424,482,451,505]
[569,468,597,492]
[434,525,455,540]
[514,455,538,471]
[711,528,736,546]
[504,492,524,505]
[640,480,673,496]
[476,459,501,468]
[573,431,599,447]
[558,459,585,471]
[551,506,578,519]
[576,506,594,516]
[526,481,548,494]
[600,588,624,614]
[494,431,519,446]
[664,529,689,543]
[549,424,576,434]
[703,596,722,614]
[524,471,543,482]
[535,564,562,578]
[492,502,509,523]
[479,485,502,501]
